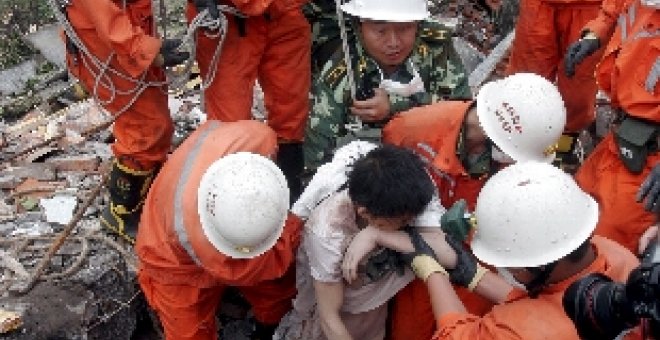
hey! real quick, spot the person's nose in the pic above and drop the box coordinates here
[385,30,401,49]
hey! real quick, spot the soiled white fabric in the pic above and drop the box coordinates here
[274,190,415,340]
[291,141,377,220]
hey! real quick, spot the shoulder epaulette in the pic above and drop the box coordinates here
[419,20,452,44]
[323,59,348,88]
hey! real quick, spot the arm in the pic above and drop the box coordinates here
[426,273,523,340]
[376,229,458,269]
[75,0,160,77]
[341,226,458,283]
[469,271,513,305]
[427,272,467,316]
[304,76,349,171]
[582,0,631,41]
[313,280,353,340]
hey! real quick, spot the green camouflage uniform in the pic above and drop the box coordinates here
[303,17,471,171]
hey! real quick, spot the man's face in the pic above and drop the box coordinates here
[358,20,418,71]
[465,107,488,154]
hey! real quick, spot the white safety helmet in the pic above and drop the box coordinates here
[341,0,430,22]
[471,161,598,268]
[197,152,290,259]
[477,73,566,163]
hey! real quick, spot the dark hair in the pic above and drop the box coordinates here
[347,145,434,218]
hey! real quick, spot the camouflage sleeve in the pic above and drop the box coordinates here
[303,77,348,171]
[388,92,432,116]
[428,40,472,101]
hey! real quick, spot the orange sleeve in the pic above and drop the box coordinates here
[210,212,303,285]
[583,0,629,41]
[227,0,276,16]
[432,313,524,340]
[75,0,161,77]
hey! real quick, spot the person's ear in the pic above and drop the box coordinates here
[356,206,370,219]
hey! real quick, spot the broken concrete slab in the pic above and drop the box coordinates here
[1,164,57,183]
[46,155,100,172]
[40,195,77,225]
[11,178,66,201]
[23,24,66,68]
[0,176,20,190]
[10,221,53,237]
[0,200,16,223]
[76,142,112,162]
[22,146,61,164]
[0,60,37,97]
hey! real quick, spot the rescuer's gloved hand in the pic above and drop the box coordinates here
[443,234,488,291]
[194,0,219,20]
[156,39,189,67]
[637,163,660,213]
[400,227,448,281]
[564,33,600,77]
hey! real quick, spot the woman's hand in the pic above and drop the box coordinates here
[342,226,380,284]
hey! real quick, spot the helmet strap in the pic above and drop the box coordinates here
[524,261,559,298]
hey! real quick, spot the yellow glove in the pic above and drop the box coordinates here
[410,254,449,282]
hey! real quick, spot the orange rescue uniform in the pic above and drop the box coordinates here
[575,0,659,253]
[433,236,639,339]
[65,0,172,169]
[506,0,606,132]
[582,0,631,40]
[382,102,494,340]
[136,120,303,340]
[186,0,310,142]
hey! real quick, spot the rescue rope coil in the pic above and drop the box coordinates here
[46,0,242,117]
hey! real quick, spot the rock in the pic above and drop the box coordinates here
[23,24,66,68]
[10,221,52,237]
[40,195,77,225]
[1,164,57,182]
[46,154,100,172]
[0,308,22,334]
[0,60,36,97]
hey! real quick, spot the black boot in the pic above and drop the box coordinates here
[276,143,304,204]
[100,159,155,244]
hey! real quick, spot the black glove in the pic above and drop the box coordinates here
[564,36,600,77]
[160,39,189,67]
[637,163,660,214]
[399,227,448,281]
[444,234,478,288]
[194,0,219,21]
